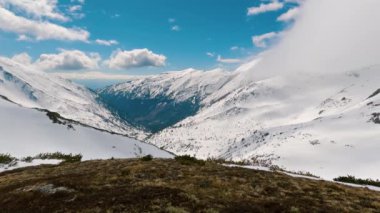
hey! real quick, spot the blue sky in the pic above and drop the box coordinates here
[0,0,300,78]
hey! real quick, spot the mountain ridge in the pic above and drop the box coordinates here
[96,59,380,179]
[0,57,146,140]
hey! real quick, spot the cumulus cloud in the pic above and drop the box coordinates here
[0,0,68,21]
[17,34,32,41]
[206,52,215,57]
[106,49,167,70]
[71,0,85,4]
[171,25,180,31]
[68,5,82,13]
[11,52,32,65]
[247,1,283,16]
[0,7,89,42]
[230,46,239,51]
[252,32,278,48]
[10,48,168,72]
[0,0,89,42]
[217,55,241,64]
[277,7,300,22]
[67,4,85,19]
[95,39,119,46]
[249,0,380,80]
[34,49,100,71]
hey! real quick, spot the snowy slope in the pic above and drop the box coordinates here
[97,68,239,132]
[95,52,380,179]
[0,97,172,161]
[99,68,235,104]
[147,64,380,179]
[0,57,146,139]
[139,0,380,180]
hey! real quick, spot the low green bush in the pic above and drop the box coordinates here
[35,152,82,163]
[334,175,380,187]
[21,156,33,163]
[175,155,205,166]
[46,111,63,124]
[141,154,153,161]
[0,153,15,164]
[206,157,251,166]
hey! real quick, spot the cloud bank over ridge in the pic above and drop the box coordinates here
[249,0,380,80]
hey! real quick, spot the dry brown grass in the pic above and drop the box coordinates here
[0,159,379,212]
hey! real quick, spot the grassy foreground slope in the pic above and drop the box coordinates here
[0,159,379,212]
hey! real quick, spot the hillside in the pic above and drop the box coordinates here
[0,97,171,172]
[94,0,380,180]
[0,159,379,212]
[148,65,380,180]
[99,59,380,180]
[0,57,146,139]
[98,68,236,132]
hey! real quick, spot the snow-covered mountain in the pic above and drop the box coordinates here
[0,57,146,140]
[0,56,171,171]
[2,0,378,181]
[98,57,380,179]
[145,64,380,179]
[96,0,380,180]
[98,68,239,132]
[0,96,172,163]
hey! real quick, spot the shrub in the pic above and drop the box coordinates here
[0,153,15,164]
[21,156,33,163]
[175,155,205,166]
[333,175,380,187]
[35,152,82,163]
[141,154,153,161]
[269,165,282,172]
[206,157,251,166]
[46,111,62,123]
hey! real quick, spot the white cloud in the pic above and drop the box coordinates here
[68,5,82,13]
[67,4,85,20]
[35,49,100,71]
[206,52,215,57]
[171,25,180,31]
[0,7,89,42]
[247,1,284,16]
[11,48,167,72]
[217,55,241,64]
[284,0,304,4]
[248,0,380,80]
[0,0,68,21]
[106,49,167,70]
[252,32,278,48]
[230,46,245,51]
[54,71,133,80]
[17,34,32,41]
[277,7,300,22]
[168,18,176,23]
[71,0,85,4]
[95,39,119,46]
[12,52,32,65]
[230,46,239,51]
